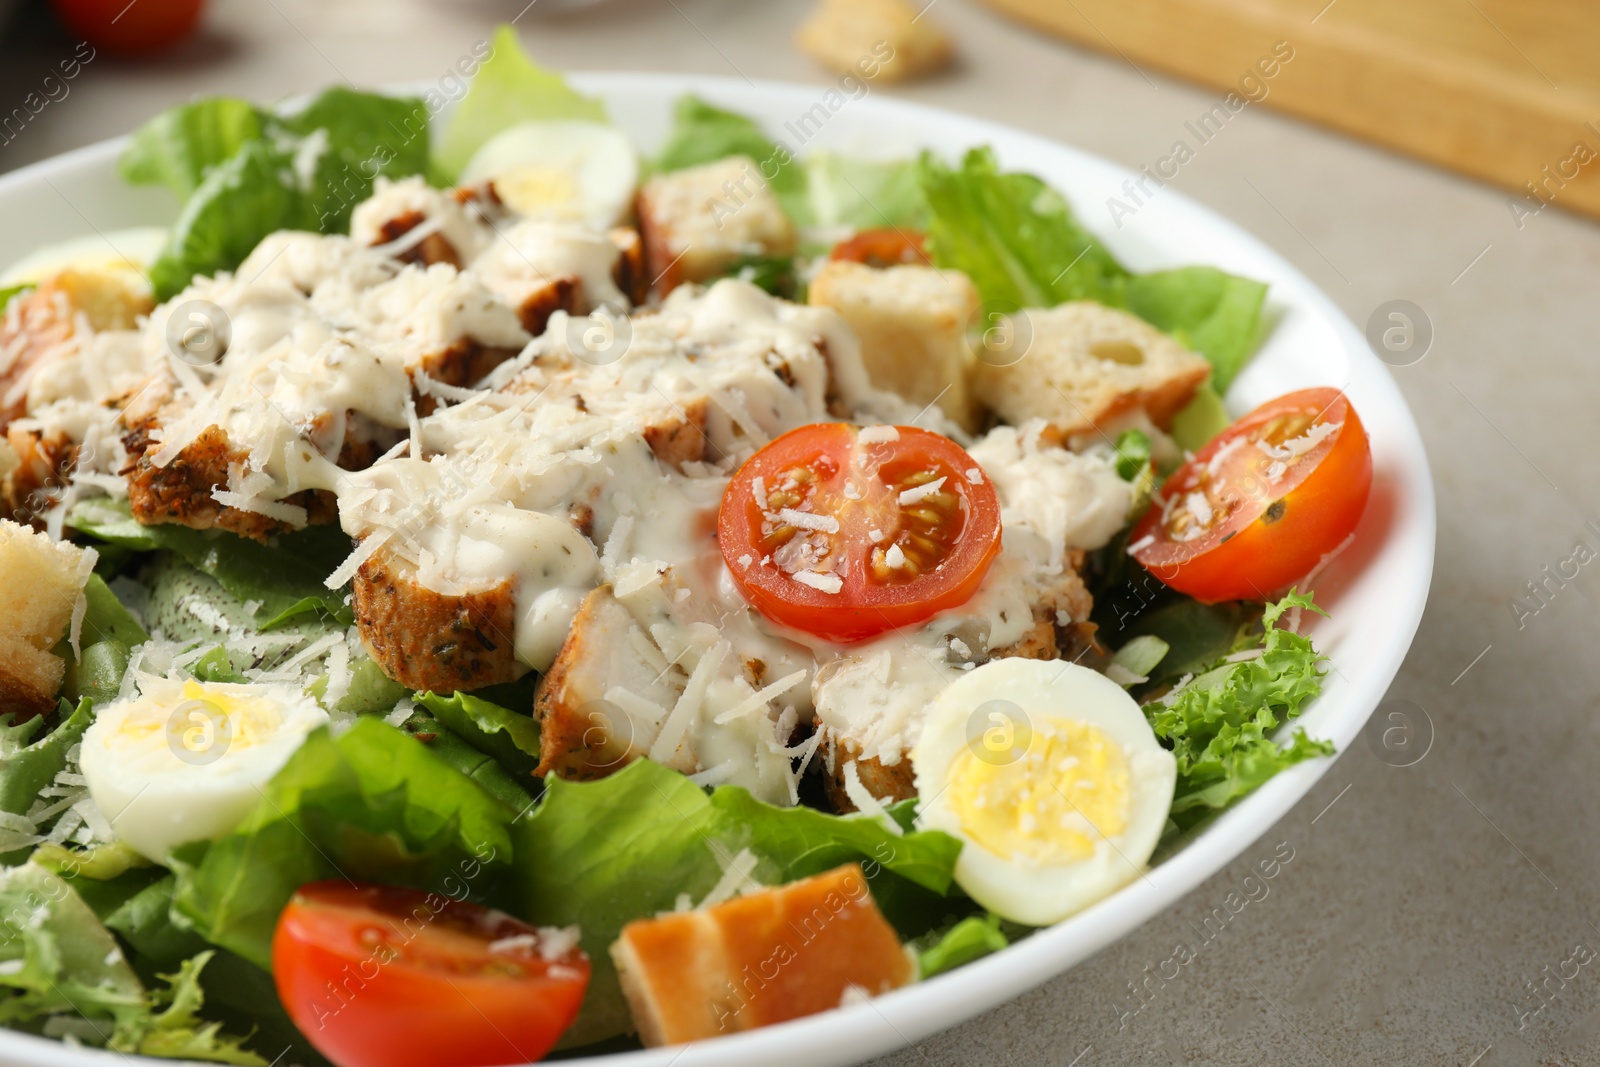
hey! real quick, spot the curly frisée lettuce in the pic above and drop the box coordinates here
[1146,591,1334,830]
[0,863,260,1063]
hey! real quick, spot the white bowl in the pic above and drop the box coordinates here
[0,73,1434,1067]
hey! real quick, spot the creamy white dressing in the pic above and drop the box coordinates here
[28,176,1139,807]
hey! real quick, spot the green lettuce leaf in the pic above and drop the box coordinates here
[283,87,432,232]
[1146,591,1334,827]
[652,97,925,236]
[434,24,607,181]
[800,151,927,233]
[148,138,316,301]
[120,98,273,200]
[0,862,147,1041]
[1113,428,1152,481]
[915,912,1009,979]
[0,864,259,1062]
[416,690,541,781]
[512,759,963,1046]
[919,147,1268,385]
[171,719,516,970]
[68,498,353,629]
[129,88,432,299]
[1170,380,1231,452]
[400,706,538,811]
[920,147,1126,312]
[0,699,92,862]
[652,95,802,206]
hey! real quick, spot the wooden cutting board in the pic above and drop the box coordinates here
[979,0,1600,225]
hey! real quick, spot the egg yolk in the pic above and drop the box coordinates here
[947,717,1131,864]
[116,679,290,759]
[496,165,581,217]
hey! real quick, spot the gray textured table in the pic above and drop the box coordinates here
[0,2,1585,1064]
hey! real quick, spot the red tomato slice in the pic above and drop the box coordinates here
[1129,388,1372,603]
[829,228,932,268]
[273,881,589,1067]
[52,0,206,55]
[719,423,1002,643]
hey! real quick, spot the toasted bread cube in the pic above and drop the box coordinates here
[972,302,1211,439]
[809,261,979,429]
[612,864,912,1046]
[635,157,795,294]
[351,545,520,693]
[533,586,683,780]
[0,520,92,717]
[796,0,954,84]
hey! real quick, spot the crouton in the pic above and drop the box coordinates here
[635,157,795,294]
[971,302,1211,439]
[121,423,337,542]
[612,864,911,1046]
[0,520,92,717]
[351,545,521,693]
[808,261,979,429]
[0,269,150,432]
[796,0,954,84]
[533,586,683,780]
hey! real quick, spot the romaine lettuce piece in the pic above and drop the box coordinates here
[120,98,273,200]
[147,139,316,301]
[0,699,91,862]
[171,719,515,970]
[918,147,1268,389]
[434,25,607,181]
[283,87,433,232]
[801,151,927,233]
[417,690,541,781]
[68,498,353,630]
[915,912,1009,979]
[126,88,432,299]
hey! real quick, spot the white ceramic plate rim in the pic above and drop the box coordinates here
[0,72,1435,1067]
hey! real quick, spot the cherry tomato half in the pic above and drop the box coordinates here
[719,423,1002,643]
[829,228,931,268]
[273,881,589,1067]
[52,0,206,56]
[1129,387,1372,603]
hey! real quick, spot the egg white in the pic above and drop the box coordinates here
[0,227,168,288]
[460,120,638,231]
[80,676,328,862]
[911,659,1176,926]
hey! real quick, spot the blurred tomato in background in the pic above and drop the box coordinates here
[52,0,206,55]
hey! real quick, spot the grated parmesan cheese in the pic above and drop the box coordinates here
[792,570,842,594]
[897,477,946,506]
